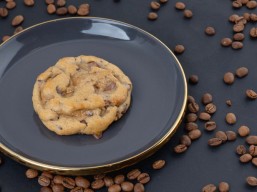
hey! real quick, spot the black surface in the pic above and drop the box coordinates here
[0,17,185,167]
[1,0,257,191]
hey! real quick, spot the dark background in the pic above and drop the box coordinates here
[1,0,257,191]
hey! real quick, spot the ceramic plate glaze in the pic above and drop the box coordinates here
[0,17,187,175]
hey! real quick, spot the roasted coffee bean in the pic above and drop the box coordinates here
[14,26,23,34]
[218,182,229,192]
[189,75,199,84]
[188,102,199,113]
[174,44,185,54]
[226,131,237,141]
[236,145,247,155]
[246,0,257,8]
[6,1,16,9]
[150,1,160,10]
[229,14,240,22]
[204,121,216,131]
[202,93,213,105]
[180,135,192,146]
[127,169,141,180]
[2,35,10,42]
[199,112,211,121]
[56,7,67,15]
[174,144,187,153]
[240,153,252,163]
[208,138,223,147]
[68,5,77,15]
[62,177,75,189]
[233,33,245,41]
[241,0,250,4]
[42,172,53,180]
[91,179,104,190]
[188,129,201,140]
[45,0,54,4]
[226,113,237,124]
[148,12,158,20]
[53,175,64,184]
[160,0,168,3]
[252,158,257,166]
[114,175,125,184]
[236,67,248,78]
[25,169,38,179]
[233,23,244,32]
[186,113,197,122]
[108,184,121,192]
[202,184,217,192]
[52,184,64,192]
[47,4,56,14]
[246,176,257,186]
[70,187,83,192]
[250,13,257,21]
[250,27,257,38]
[232,0,242,8]
[226,99,232,106]
[246,136,257,145]
[175,2,186,10]
[104,176,114,187]
[187,95,195,103]
[38,176,51,187]
[24,0,34,6]
[221,38,232,47]
[12,15,24,26]
[134,183,145,192]
[205,27,215,36]
[249,145,257,156]
[185,122,198,131]
[236,17,247,25]
[232,41,243,49]
[205,103,216,114]
[0,7,8,17]
[40,187,52,192]
[56,0,66,7]
[137,173,150,184]
[246,89,257,99]
[152,160,165,169]
[215,131,228,142]
[243,12,251,21]
[238,125,250,137]
[77,3,90,16]
[223,72,235,85]
[184,9,193,18]
[121,181,134,192]
[75,176,90,188]
[94,174,106,180]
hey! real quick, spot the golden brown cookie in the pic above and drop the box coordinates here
[32,55,132,136]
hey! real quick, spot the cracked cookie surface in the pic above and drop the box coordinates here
[32,55,132,136]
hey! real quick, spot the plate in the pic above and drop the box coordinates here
[0,17,187,175]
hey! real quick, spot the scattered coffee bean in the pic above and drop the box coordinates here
[202,93,213,105]
[246,176,257,186]
[246,135,257,145]
[104,176,114,187]
[148,12,158,20]
[56,7,67,15]
[208,137,223,147]
[174,144,188,153]
[205,27,215,36]
[114,175,125,184]
[236,67,248,78]
[225,113,237,124]
[238,125,250,137]
[215,131,228,142]
[226,99,232,106]
[137,173,150,184]
[91,179,104,190]
[186,122,198,131]
[152,159,166,169]
[233,23,244,32]
[202,184,217,192]
[250,27,257,38]
[121,181,134,192]
[14,26,23,34]
[199,112,211,121]
[246,89,257,99]
[77,3,90,16]
[150,1,160,10]
[12,15,24,26]
[187,95,195,103]
[40,187,52,192]
[188,129,201,140]
[38,176,51,187]
[175,2,186,10]
[24,0,34,6]
[232,41,243,49]
[189,75,199,84]
[25,169,38,179]
[108,184,121,192]
[47,4,56,14]
[229,14,240,22]
[68,5,77,15]
[221,38,232,47]
[2,35,10,42]
[246,0,257,8]
[134,183,145,192]
[53,175,64,184]
[41,172,53,180]
[205,103,216,114]
[223,72,235,85]
[240,153,252,163]
[184,9,193,18]
[186,113,198,122]
[250,13,257,21]
[52,184,64,192]
[226,131,237,141]
[75,176,90,189]
[127,169,141,180]
[236,145,247,155]
[45,0,54,4]
[205,121,216,131]
[218,182,230,192]
[233,33,245,41]
[0,7,8,18]
[249,145,257,156]
[56,0,66,7]
[174,44,185,54]
[232,0,243,8]
[243,12,251,21]
[6,1,16,9]
[180,135,192,146]
[62,177,75,189]
[188,102,199,113]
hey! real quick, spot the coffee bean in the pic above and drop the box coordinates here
[180,135,192,146]
[246,176,257,186]
[236,145,247,155]
[233,23,244,32]
[184,9,193,18]
[238,125,250,137]
[246,136,257,145]
[250,13,257,21]
[25,169,38,179]
[53,175,64,184]
[152,160,165,169]
[202,93,213,105]
[250,27,257,38]
[45,0,54,4]
[221,38,232,47]
[188,102,199,113]
[188,129,202,140]
[186,113,198,122]
[121,181,134,192]
[24,0,34,6]
[233,33,245,41]
[185,122,198,131]
[175,2,186,10]
[174,144,187,153]
[47,4,56,14]
[14,26,23,34]
[223,72,235,85]
[0,7,8,18]
[205,27,215,36]
[225,113,237,124]
[91,179,104,190]
[232,0,243,8]
[218,182,229,192]
[68,5,77,15]
[114,175,125,184]
[56,7,67,15]
[62,177,75,189]
[127,169,141,180]
[12,15,24,26]
[41,172,53,180]
[241,0,250,4]
[205,121,216,131]
[232,41,243,49]
[215,131,228,142]
[137,173,150,184]
[6,1,16,9]
[187,95,195,103]
[94,174,106,180]
[205,103,216,114]
[236,67,248,78]
[236,17,248,25]
[134,183,145,192]
[226,99,232,106]
[189,75,198,84]
[246,89,257,99]
[38,176,51,187]
[226,131,237,141]
[2,35,10,42]
[240,153,252,163]
[52,184,64,192]
[104,176,114,187]
[108,184,121,192]
[56,0,66,7]
[40,187,53,192]
[249,145,257,156]
[208,137,223,147]
[202,184,217,192]
[77,3,90,16]
[246,0,257,8]
[75,176,90,189]
[174,44,185,54]
[148,12,158,20]
[229,14,240,22]
[199,112,211,121]
[150,1,160,10]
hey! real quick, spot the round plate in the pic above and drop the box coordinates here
[0,17,187,175]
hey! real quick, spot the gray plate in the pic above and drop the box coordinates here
[0,18,186,174]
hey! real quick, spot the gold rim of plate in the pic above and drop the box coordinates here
[0,17,188,175]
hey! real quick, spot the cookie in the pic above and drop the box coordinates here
[32,55,132,136]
